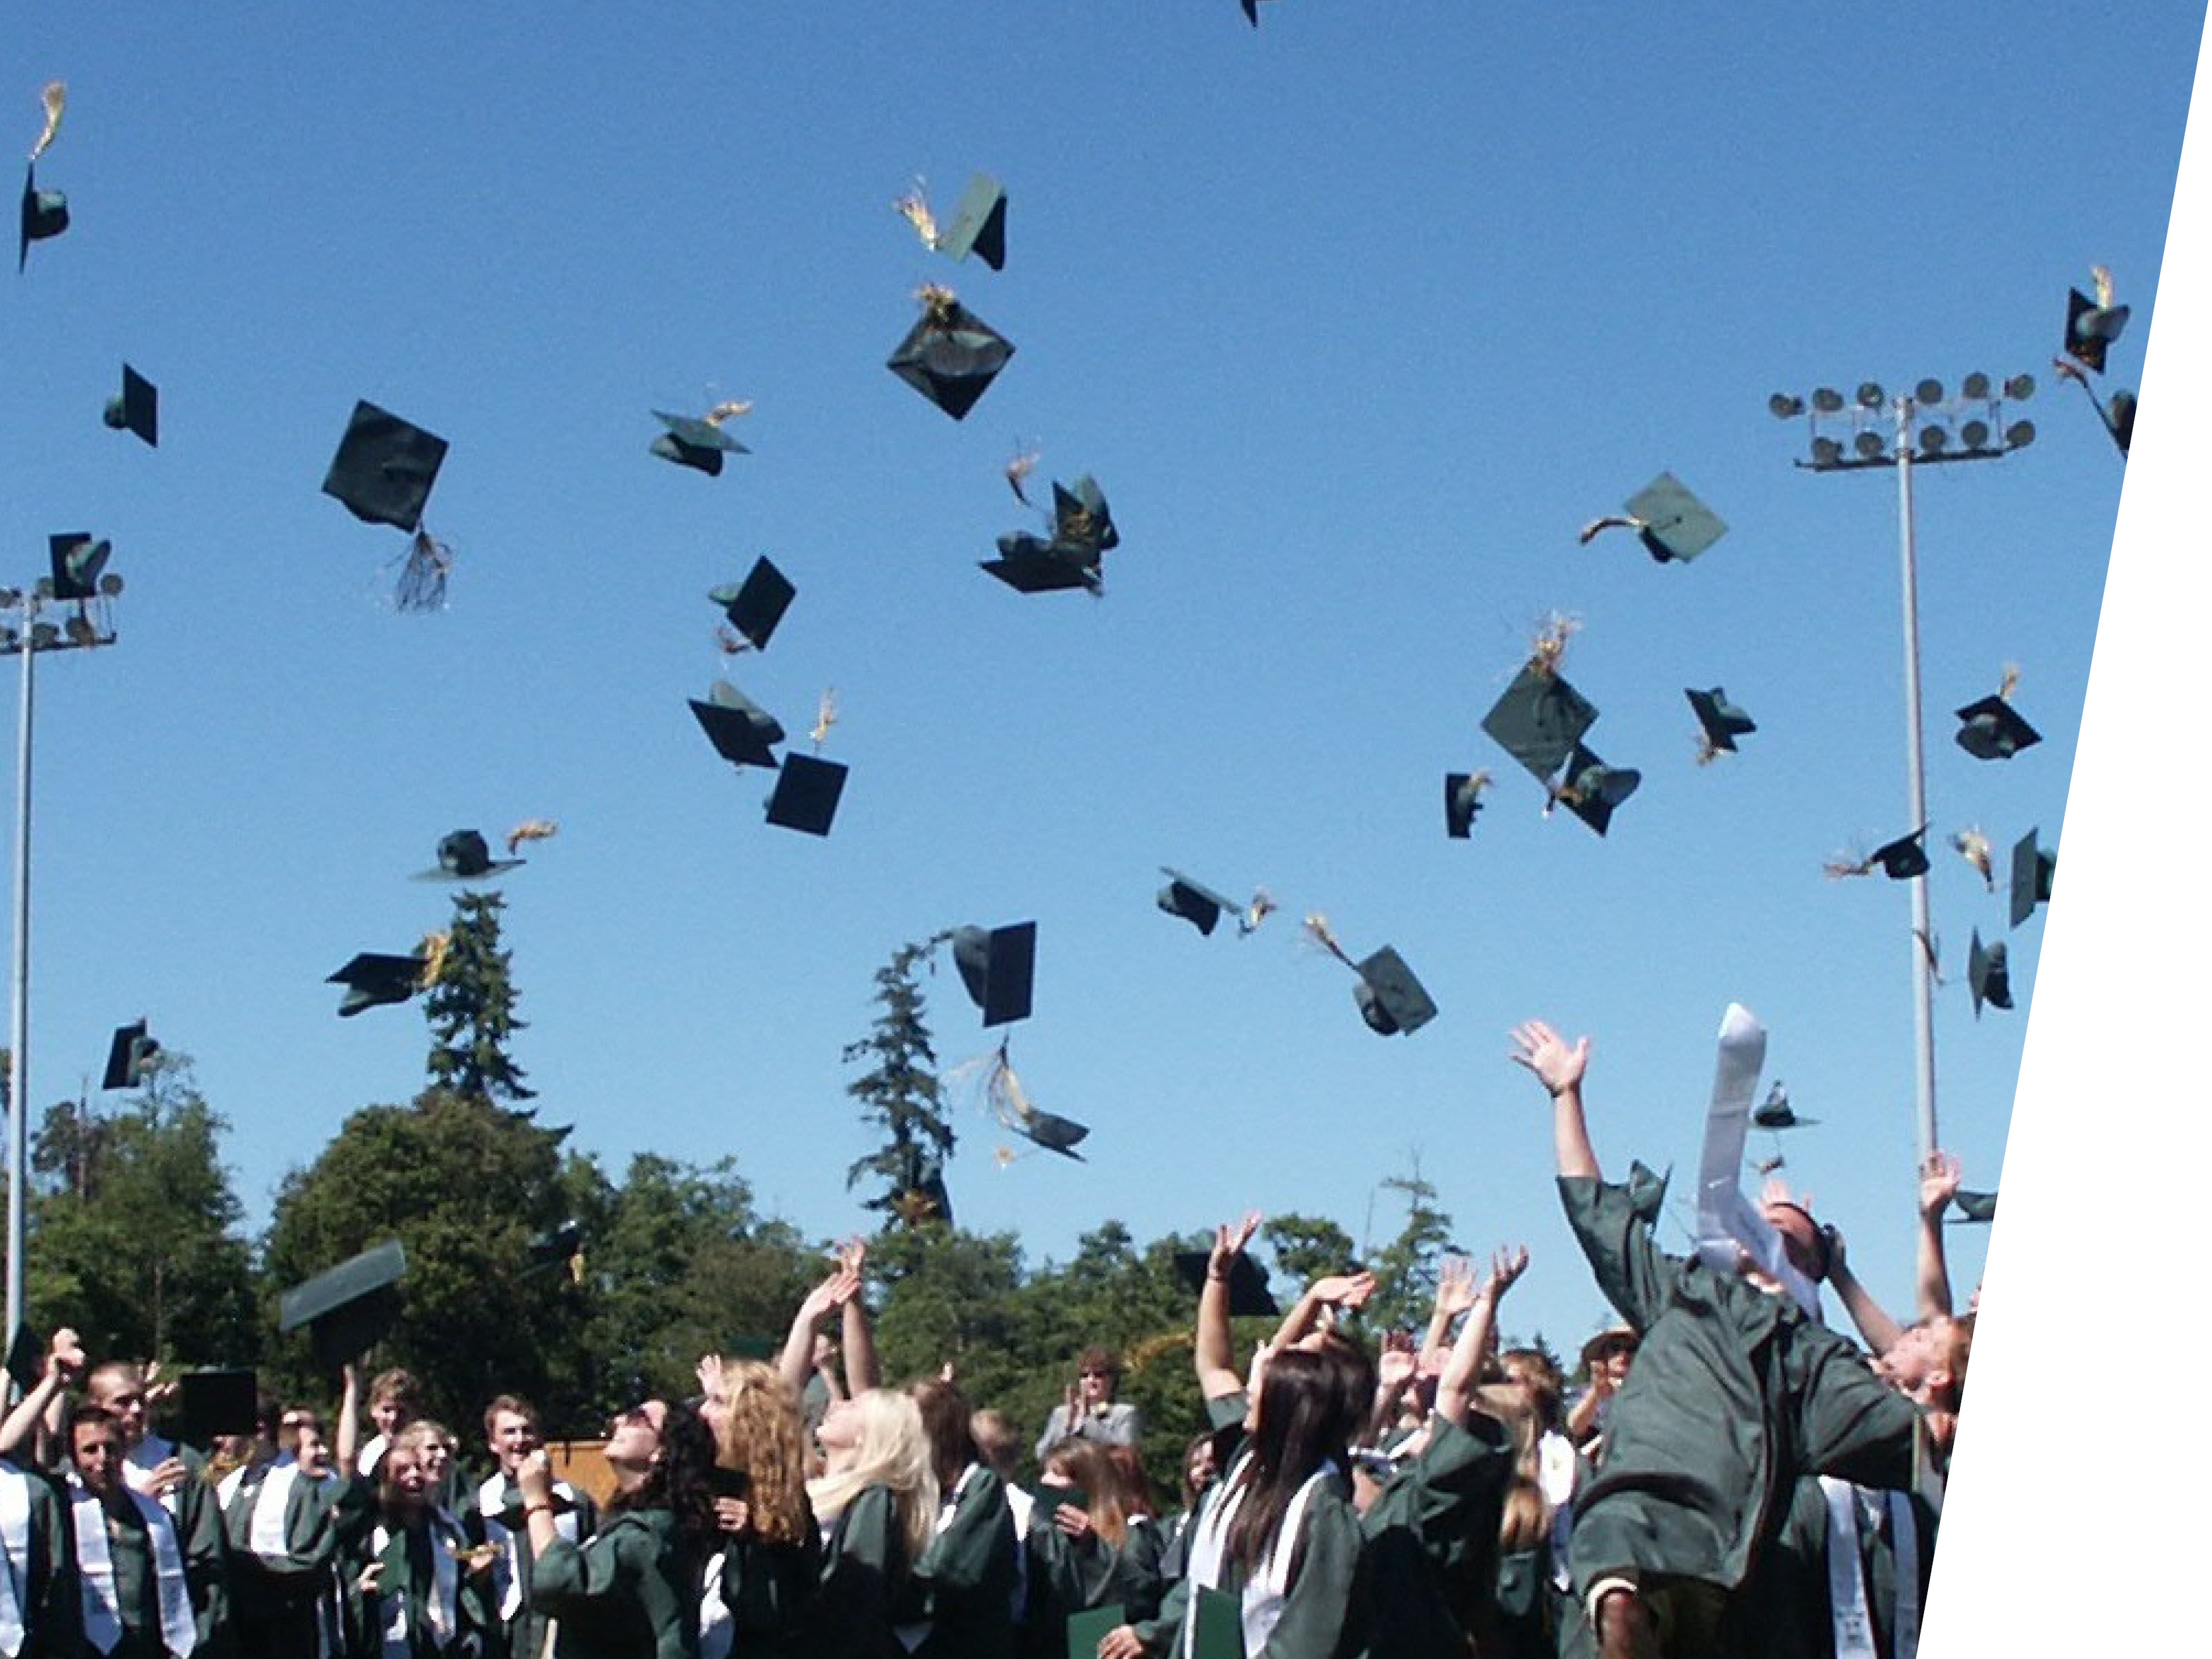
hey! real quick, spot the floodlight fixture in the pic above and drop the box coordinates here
[97,574,123,598]
[1811,436,1844,467]
[1915,378,1945,405]
[2004,420,2036,449]
[1918,426,1948,456]
[1813,387,1846,413]
[1962,372,1991,399]
[1769,393,1806,419]
[2003,374,2035,401]
[1854,430,1886,459]
[1960,418,1991,449]
[1857,382,1886,409]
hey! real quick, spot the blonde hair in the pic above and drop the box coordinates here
[807,1388,938,1560]
[712,1360,811,1548]
[1041,1439,1128,1548]
[1475,1383,1548,1553]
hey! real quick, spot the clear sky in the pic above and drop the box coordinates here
[3,4,2197,1350]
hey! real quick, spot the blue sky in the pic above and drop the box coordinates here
[4,4,2198,1350]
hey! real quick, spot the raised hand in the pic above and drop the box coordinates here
[1432,1256,1477,1320]
[713,1496,751,1535]
[1211,1212,1262,1277]
[1480,1245,1531,1302]
[1919,1151,1962,1220]
[1509,1020,1590,1098]
[1313,1270,1376,1310]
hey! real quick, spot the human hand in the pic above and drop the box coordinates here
[515,1450,553,1508]
[1312,1271,1376,1311]
[1509,1021,1590,1098]
[836,1236,868,1279]
[713,1496,751,1536]
[1479,1246,1530,1303]
[1098,1626,1146,1659]
[139,1457,188,1498]
[1245,1340,1276,1398]
[1376,1333,1417,1392]
[45,1327,84,1382]
[1209,1212,1262,1278]
[1053,1501,1094,1540]
[695,1355,727,1404]
[1433,1256,1476,1321]
[1919,1151,1962,1221]
[355,1560,386,1595]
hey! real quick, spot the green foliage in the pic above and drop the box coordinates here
[1260,1212,1359,1293]
[843,937,956,1228]
[21,1055,256,1366]
[424,890,535,1103]
[1364,1159,1459,1333]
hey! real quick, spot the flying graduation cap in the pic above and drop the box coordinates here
[1305,914,1436,1037]
[1171,1250,1278,1317]
[417,829,524,883]
[887,285,1014,420]
[1578,473,1728,565]
[102,1019,159,1090]
[47,533,111,601]
[1950,1189,1998,1224]
[710,557,796,652]
[1954,667,2040,760]
[974,1038,1089,1162]
[2062,267,2130,374]
[1547,743,1641,837]
[1157,869,1270,937]
[1481,620,1599,789]
[279,1239,407,1368]
[1752,1081,1817,1131]
[1443,770,1491,838]
[1826,826,1929,881]
[19,82,66,273]
[690,682,786,770]
[765,693,849,836]
[651,403,752,476]
[1686,688,1756,762]
[328,951,431,1017]
[898,174,1008,271]
[104,364,157,447]
[984,476,1118,595]
[2010,830,2055,928]
[323,401,454,611]
[1967,930,2012,1019]
[951,922,1036,1027]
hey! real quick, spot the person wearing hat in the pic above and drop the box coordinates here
[1566,1327,1639,1457]
[475,1393,598,1659]
[1509,1019,1935,1659]
[1033,1346,1140,1463]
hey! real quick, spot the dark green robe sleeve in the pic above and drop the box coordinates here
[914,1467,1017,1659]
[1791,1329,1923,1492]
[1557,1175,1688,1334]
[531,1510,694,1659]
[719,1523,822,1651]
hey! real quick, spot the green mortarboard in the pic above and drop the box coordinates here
[765,753,849,836]
[1353,946,1437,1037]
[1686,687,1757,755]
[327,952,428,1017]
[18,163,65,272]
[279,1238,407,1367]
[936,174,1007,270]
[689,683,786,769]
[1967,930,2012,1019]
[1625,1159,1672,1225]
[982,534,1102,595]
[104,364,157,448]
[323,401,448,532]
[102,1019,159,1091]
[2065,286,2129,374]
[1171,1250,1278,1318]
[1866,828,1930,880]
[1443,773,1487,839]
[952,921,1036,1027]
[887,293,1014,421]
[1954,694,2041,761]
[46,532,110,602]
[1157,869,1240,936]
[1066,1605,1124,1659]
[174,1370,259,1447]
[1753,1081,1817,1131]
[650,410,750,476]
[1554,744,1640,837]
[1192,1586,1245,1659]
[419,829,524,882]
[1019,1108,1090,1161]
[1951,1189,1998,1224]
[1616,473,1727,563]
[2009,829,2055,929]
[710,557,796,651]
[4,1323,41,1395]
[1481,664,1599,784]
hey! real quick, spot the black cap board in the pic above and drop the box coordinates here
[765,753,849,837]
[651,410,749,476]
[1967,930,2012,1019]
[2009,830,2055,929]
[523,1219,584,1279]
[1954,695,2041,761]
[104,364,157,448]
[1753,1082,1817,1131]
[690,683,786,770]
[4,1322,40,1395]
[1018,1109,1089,1160]
[1553,745,1640,837]
[328,952,427,1017]
[279,1238,407,1367]
[2106,388,2138,455]
[1619,473,1728,563]
[47,533,110,602]
[1443,773,1487,838]
[937,174,1007,270]
[711,558,796,652]
[982,535,1102,595]
[887,291,1014,421]
[19,163,65,272]
[1481,664,1599,785]
[1353,946,1436,1037]
[1686,687,1756,755]
[174,1370,259,1447]
[419,829,524,882]
[102,1019,159,1091]
[1866,828,1930,880]
[2064,286,2129,374]
[1157,870,1240,936]
[323,401,447,533]
[1951,1189,1998,1224]
[952,922,1035,1027]
[1171,1251,1278,1319]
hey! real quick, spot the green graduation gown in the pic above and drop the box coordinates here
[1358,1412,1512,1659]
[2,1460,81,1658]
[530,1506,700,1659]
[350,1508,497,1658]
[807,1484,922,1659]
[220,1460,372,1659]
[710,1500,822,1659]
[1136,1471,1368,1659]
[913,1464,1018,1659]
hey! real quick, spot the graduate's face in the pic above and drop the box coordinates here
[604,1402,666,1490]
[72,1419,122,1493]
[490,1409,540,1476]
[295,1421,332,1478]
[88,1372,147,1446]
[386,1445,430,1500]
[372,1396,411,1438]
[1876,1319,1953,1401]
[421,1437,451,1484]
[816,1397,862,1454]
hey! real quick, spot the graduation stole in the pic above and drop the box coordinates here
[1002,1482,1035,1621]
[1179,1449,1341,1659]
[245,1461,305,1561]
[1818,1480,1922,1659]
[699,1550,733,1659]
[69,1477,197,1658]
[0,1465,29,1659]
[372,1516,461,1654]
[358,1434,389,1477]
[123,1436,189,1519]
[477,1473,580,1620]
[1536,1429,1578,1593]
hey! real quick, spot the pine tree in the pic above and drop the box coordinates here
[842,936,956,1228]
[424,889,536,1103]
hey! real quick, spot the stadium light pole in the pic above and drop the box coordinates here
[1767,376,2037,1167]
[1,557,122,1346]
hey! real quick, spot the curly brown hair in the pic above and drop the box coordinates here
[711,1360,811,1548]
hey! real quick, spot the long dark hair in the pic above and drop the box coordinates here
[612,1398,719,1543]
[909,1378,980,1492]
[1222,1348,1361,1576]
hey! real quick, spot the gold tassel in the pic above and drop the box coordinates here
[506,819,559,854]
[895,179,938,248]
[418,931,453,987]
[1823,847,1872,879]
[1303,912,1356,969]
[704,399,753,427]
[2092,263,2116,310]
[1529,613,1580,678]
[1997,662,2021,702]
[1950,828,1994,891]
[1005,443,1041,508]
[29,82,62,163]
[916,282,958,323]
[810,689,839,751]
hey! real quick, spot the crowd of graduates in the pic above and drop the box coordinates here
[0,1020,1975,1659]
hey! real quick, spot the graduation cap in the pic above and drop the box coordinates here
[2009,830,2055,928]
[975,1041,1090,1163]
[651,407,751,476]
[323,401,448,533]
[1967,930,2012,1018]
[936,174,1007,269]
[1015,1110,1090,1159]
[689,682,786,770]
[1954,695,2041,761]
[18,163,64,272]
[1752,1082,1817,1131]
[951,922,1036,1027]
[47,532,110,602]
[1481,664,1599,785]
[1443,771,1490,838]
[2063,283,2129,374]
[174,1370,259,1447]
[4,1322,42,1396]
[2105,388,2138,455]
[982,534,1102,595]
[710,557,796,652]
[1828,827,1930,881]
[102,1019,159,1091]
[887,287,1014,420]
[279,1239,407,1367]
[1352,946,1438,1037]
[328,952,429,1017]
[765,753,849,836]
[523,1219,585,1283]
[1156,869,1258,937]
[1172,1251,1278,1319]
[1950,1189,1998,1224]
[419,829,524,882]
[1549,744,1640,836]
[1579,473,1728,564]
[1686,687,1756,760]
[884,1143,954,1228]
[104,364,157,447]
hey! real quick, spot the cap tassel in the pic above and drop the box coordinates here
[1005,443,1041,508]
[417,931,453,987]
[1303,912,1357,971]
[2092,263,2116,311]
[1694,731,1723,766]
[1997,662,2022,703]
[1823,845,1874,879]
[916,282,960,325]
[810,689,839,752]
[703,399,753,429]
[895,179,938,250]
[392,530,452,614]
[1950,828,1994,891]
[715,624,753,656]
[1528,613,1580,678]
[1913,926,1947,986]
[506,819,559,855]
[1576,514,1644,545]
[29,82,62,164]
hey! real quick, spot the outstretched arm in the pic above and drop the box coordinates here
[1822,1224,1905,1356]
[778,1262,860,1396]
[837,1239,881,1395]
[1436,1248,1528,1425]
[1270,1270,1376,1354]
[0,1329,82,1459]
[1511,1021,1598,1179]
[1420,1256,1477,1374]
[336,1362,362,1469]
[1915,1152,1961,1321]
[1195,1213,1261,1402]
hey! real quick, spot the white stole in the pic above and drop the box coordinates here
[698,1550,732,1659]
[372,1516,461,1656]
[248,1463,303,1560]
[70,1479,197,1658]
[1820,1481,1921,1659]
[478,1473,579,1620]
[0,1466,29,1659]
[358,1435,390,1477]
[1537,1430,1578,1592]
[1003,1482,1035,1621]
[1180,1450,1340,1659]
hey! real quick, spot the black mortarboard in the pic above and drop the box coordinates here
[419,829,524,882]
[1157,869,1240,936]
[104,364,157,447]
[765,753,849,836]
[1967,930,2012,1019]
[1017,1108,1090,1161]
[175,1370,259,1447]
[650,410,750,476]
[1866,828,1931,880]
[524,1219,585,1277]
[102,1019,159,1091]
[952,922,1036,1027]
[1352,946,1437,1037]
[689,683,786,769]
[4,1323,41,1395]
[1172,1251,1278,1319]
[887,291,1014,420]
[2106,388,2138,455]
[1050,477,1118,554]
[2064,286,2130,374]
[18,163,65,272]
[1954,695,2041,761]
[1615,474,1728,563]
[1753,1082,1817,1131]
[279,1239,407,1367]
[323,401,448,532]
[1951,1189,1998,1224]
[1553,745,1640,837]
[936,174,1007,270]
[1686,687,1757,755]
[328,952,427,1017]
[2009,830,2055,929]
[1481,665,1599,784]
[1241,0,1261,23]
[710,557,796,651]
[47,532,110,601]
[982,534,1102,595]
[1443,773,1487,838]
[1625,1159,1672,1226]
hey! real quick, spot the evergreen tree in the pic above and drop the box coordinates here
[842,936,956,1228]
[1366,1157,1459,1333]
[425,889,535,1103]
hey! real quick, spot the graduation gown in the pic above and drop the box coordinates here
[529,1506,699,1659]
[1136,1469,1368,1659]
[1019,1504,1165,1659]
[1358,1412,1512,1659]
[123,1439,229,1653]
[348,1508,495,1659]
[65,1483,196,1659]
[476,1473,597,1659]
[912,1465,1017,1659]
[706,1501,821,1659]
[1728,1477,1937,1659]
[1,1459,81,1659]
[220,1459,371,1659]
[806,1485,922,1659]
[1556,1175,1924,1598]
